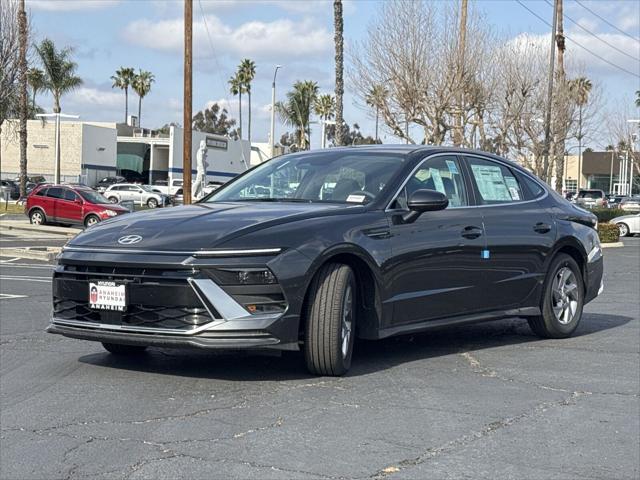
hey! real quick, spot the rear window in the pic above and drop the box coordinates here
[578,191,603,199]
[520,175,545,199]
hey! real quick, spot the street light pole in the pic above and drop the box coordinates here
[269,65,282,158]
[36,113,79,184]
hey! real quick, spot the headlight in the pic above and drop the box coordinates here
[103,209,118,217]
[213,268,277,285]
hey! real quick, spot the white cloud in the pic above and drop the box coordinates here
[67,87,123,110]
[27,0,120,11]
[122,15,332,59]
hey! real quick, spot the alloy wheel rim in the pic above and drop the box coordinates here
[552,266,579,325]
[32,212,42,224]
[87,217,98,227]
[341,284,353,359]
[619,224,628,236]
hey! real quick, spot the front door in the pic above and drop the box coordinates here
[464,155,556,311]
[55,188,83,223]
[385,155,486,326]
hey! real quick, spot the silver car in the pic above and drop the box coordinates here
[575,189,607,209]
[611,213,640,237]
[104,184,171,208]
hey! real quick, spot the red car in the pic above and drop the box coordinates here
[26,184,129,228]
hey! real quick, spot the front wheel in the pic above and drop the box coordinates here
[617,222,630,237]
[304,263,356,376]
[108,196,119,204]
[102,343,147,355]
[147,198,158,208]
[29,209,45,225]
[84,215,100,228]
[528,254,584,339]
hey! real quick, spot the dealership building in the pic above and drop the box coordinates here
[0,119,263,188]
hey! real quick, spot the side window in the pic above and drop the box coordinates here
[63,189,78,201]
[391,156,468,209]
[46,187,63,199]
[519,174,545,199]
[35,188,48,196]
[467,157,524,205]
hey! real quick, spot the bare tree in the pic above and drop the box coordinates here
[18,0,28,197]
[0,0,20,166]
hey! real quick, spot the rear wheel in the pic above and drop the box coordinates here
[102,343,148,355]
[528,254,584,339]
[617,222,630,237]
[304,263,356,376]
[108,196,119,204]
[147,197,158,208]
[29,209,45,225]
[84,215,100,228]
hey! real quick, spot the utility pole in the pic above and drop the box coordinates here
[183,0,193,205]
[554,0,566,193]
[18,0,28,198]
[453,0,468,148]
[543,0,559,184]
[269,65,282,158]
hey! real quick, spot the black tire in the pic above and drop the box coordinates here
[108,196,119,204]
[617,222,630,237]
[84,214,100,228]
[147,198,158,208]
[102,343,147,355]
[304,263,356,376]
[528,253,584,339]
[29,209,46,225]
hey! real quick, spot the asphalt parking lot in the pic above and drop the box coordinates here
[1,238,638,479]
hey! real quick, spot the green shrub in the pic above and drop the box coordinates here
[597,222,620,243]
[590,208,625,223]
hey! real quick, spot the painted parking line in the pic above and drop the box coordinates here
[0,275,52,283]
[0,257,20,263]
[0,293,28,300]
[0,263,54,269]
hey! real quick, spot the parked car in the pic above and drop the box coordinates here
[150,178,183,196]
[202,181,225,196]
[48,146,604,376]
[104,183,171,208]
[95,176,126,193]
[611,213,640,237]
[26,184,129,228]
[0,179,20,200]
[606,194,625,209]
[619,196,640,212]
[120,169,146,184]
[575,189,607,209]
[12,175,47,185]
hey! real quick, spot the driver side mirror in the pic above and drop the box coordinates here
[402,189,448,223]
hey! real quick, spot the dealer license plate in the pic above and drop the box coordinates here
[88,281,127,311]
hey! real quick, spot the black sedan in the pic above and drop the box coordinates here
[48,146,604,375]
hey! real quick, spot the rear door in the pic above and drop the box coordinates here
[45,187,64,221]
[463,155,556,311]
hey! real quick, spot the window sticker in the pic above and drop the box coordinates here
[429,168,446,194]
[346,194,366,203]
[445,160,459,175]
[470,164,511,201]
[504,176,521,200]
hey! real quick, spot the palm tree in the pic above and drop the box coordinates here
[314,94,335,148]
[131,70,154,128]
[365,85,387,142]
[27,67,46,111]
[110,67,135,123]
[333,0,344,146]
[35,38,82,113]
[275,80,319,150]
[239,59,256,142]
[229,72,247,139]
[569,77,592,189]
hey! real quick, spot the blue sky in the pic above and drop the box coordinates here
[28,0,640,149]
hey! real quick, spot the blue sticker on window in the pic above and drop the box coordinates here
[446,160,459,175]
[481,249,490,259]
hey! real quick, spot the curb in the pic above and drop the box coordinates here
[0,222,80,237]
[0,247,61,262]
[601,242,624,248]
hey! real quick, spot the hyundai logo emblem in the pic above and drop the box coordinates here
[117,235,143,245]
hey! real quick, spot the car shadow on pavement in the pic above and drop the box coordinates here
[77,313,633,380]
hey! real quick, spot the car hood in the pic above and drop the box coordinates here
[612,214,639,222]
[68,201,354,250]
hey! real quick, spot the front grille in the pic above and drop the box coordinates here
[53,264,219,331]
[53,299,213,330]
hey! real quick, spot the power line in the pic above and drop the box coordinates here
[197,0,231,109]
[574,0,640,44]
[516,0,640,79]
[543,0,639,62]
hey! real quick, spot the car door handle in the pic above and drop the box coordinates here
[533,222,551,234]
[461,226,483,239]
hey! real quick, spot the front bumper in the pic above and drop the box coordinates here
[49,249,307,351]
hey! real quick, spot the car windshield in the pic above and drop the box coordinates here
[206,151,406,204]
[78,190,110,204]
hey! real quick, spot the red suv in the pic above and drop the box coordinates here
[26,184,129,228]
